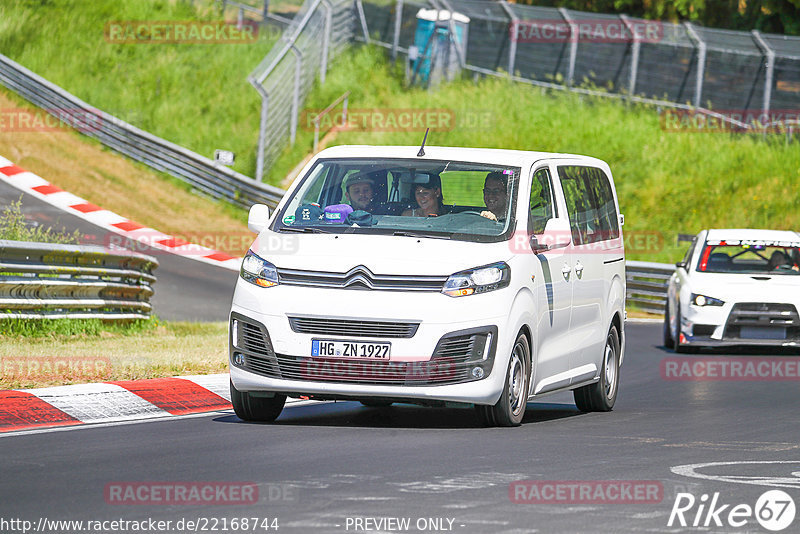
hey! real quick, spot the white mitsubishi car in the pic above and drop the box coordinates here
[665,229,800,352]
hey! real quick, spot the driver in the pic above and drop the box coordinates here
[343,172,378,212]
[480,171,509,222]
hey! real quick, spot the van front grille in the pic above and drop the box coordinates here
[288,317,419,338]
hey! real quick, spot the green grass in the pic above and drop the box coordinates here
[0,198,82,244]
[0,319,227,389]
[271,46,800,263]
[0,0,279,177]
[0,316,159,338]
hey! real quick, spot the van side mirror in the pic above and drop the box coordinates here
[530,218,572,254]
[248,204,271,234]
[675,261,686,269]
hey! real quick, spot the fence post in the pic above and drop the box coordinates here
[751,30,774,122]
[558,7,577,87]
[356,0,370,44]
[254,88,270,182]
[684,23,706,108]
[320,0,333,83]
[620,14,640,97]
[392,0,403,62]
[290,45,302,145]
[499,1,518,77]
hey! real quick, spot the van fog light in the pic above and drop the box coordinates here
[233,353,245,366]
[471,367,485,379]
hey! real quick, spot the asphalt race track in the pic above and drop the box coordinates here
[0,181,238,321]
[2,322,800,533]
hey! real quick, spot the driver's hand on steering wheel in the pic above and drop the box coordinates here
[480,210,497,221]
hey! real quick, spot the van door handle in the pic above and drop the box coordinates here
[574,261,584,277]
[561,263,572,278]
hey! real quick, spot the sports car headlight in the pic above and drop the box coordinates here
[442,262,510,297]
[240,250,279,288]
[690,293,724,307]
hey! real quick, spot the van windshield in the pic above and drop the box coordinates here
[274,158,520,242]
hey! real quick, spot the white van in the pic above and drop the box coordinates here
[229,145,626,426]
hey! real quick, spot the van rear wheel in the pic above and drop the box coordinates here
[476,333,530,427]
[230,380,286,422]
[574,325,620,412]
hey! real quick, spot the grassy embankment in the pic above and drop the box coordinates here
[0,0,281,177]
[273,46,800,264]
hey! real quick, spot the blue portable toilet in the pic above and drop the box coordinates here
[411,9,469,87]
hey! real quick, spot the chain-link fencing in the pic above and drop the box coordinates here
[250,0,799,181]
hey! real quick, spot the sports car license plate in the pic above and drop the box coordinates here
[311,339,391,360]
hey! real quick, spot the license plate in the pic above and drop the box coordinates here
[311,339,391,360]
[740,326,786,340]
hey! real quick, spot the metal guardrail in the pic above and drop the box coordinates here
[626,260,673,313]
[0,54,285,210]
[0,240,158,320]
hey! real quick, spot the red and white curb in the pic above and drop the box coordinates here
[0,155,242,271]
[0,374,310,434]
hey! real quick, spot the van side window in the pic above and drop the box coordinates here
[557,166,620,245]
[529,168,556,234]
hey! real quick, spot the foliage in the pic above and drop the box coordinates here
[0,198,82,244]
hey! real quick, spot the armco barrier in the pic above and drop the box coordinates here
[626,260,672,313]
[0,54,284,210]
[0,240,158,320]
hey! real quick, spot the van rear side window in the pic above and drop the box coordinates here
[557,166,619,245]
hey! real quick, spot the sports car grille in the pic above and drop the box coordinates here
[288,317,419,338]
[723,303,800,340]
[276,265,447,291]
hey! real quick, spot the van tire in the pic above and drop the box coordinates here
[230,380,286,422]
[476,333,530,427]
[574,325,620,412]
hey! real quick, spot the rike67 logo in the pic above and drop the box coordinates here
[668,490,796,531]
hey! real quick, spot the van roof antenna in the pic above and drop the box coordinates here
[417,128,429,157]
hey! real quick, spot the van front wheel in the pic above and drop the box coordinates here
[476,333,530,427]
[230,380,286,422]
[574,325,620,412]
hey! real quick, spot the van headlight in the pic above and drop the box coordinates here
[240,250,279,288]
[690,293,724,307]
[442,262,510,297]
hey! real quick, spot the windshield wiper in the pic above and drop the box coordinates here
[392,231,452,240]
[278,226,331,234]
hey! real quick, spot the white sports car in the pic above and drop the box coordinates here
[664,229,800,352]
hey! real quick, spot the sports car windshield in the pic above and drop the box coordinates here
[273,158,519,243]
[698,240,800,275]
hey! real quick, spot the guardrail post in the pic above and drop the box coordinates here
[684,22,706,108]
[320,0,333,83]
[392,0,403,62]
[290,45,302,145]
[751,30,774,125]
[499,1,518,77]
[263,0,269,21]
[620,15,640,97]
[559,8,578,87]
